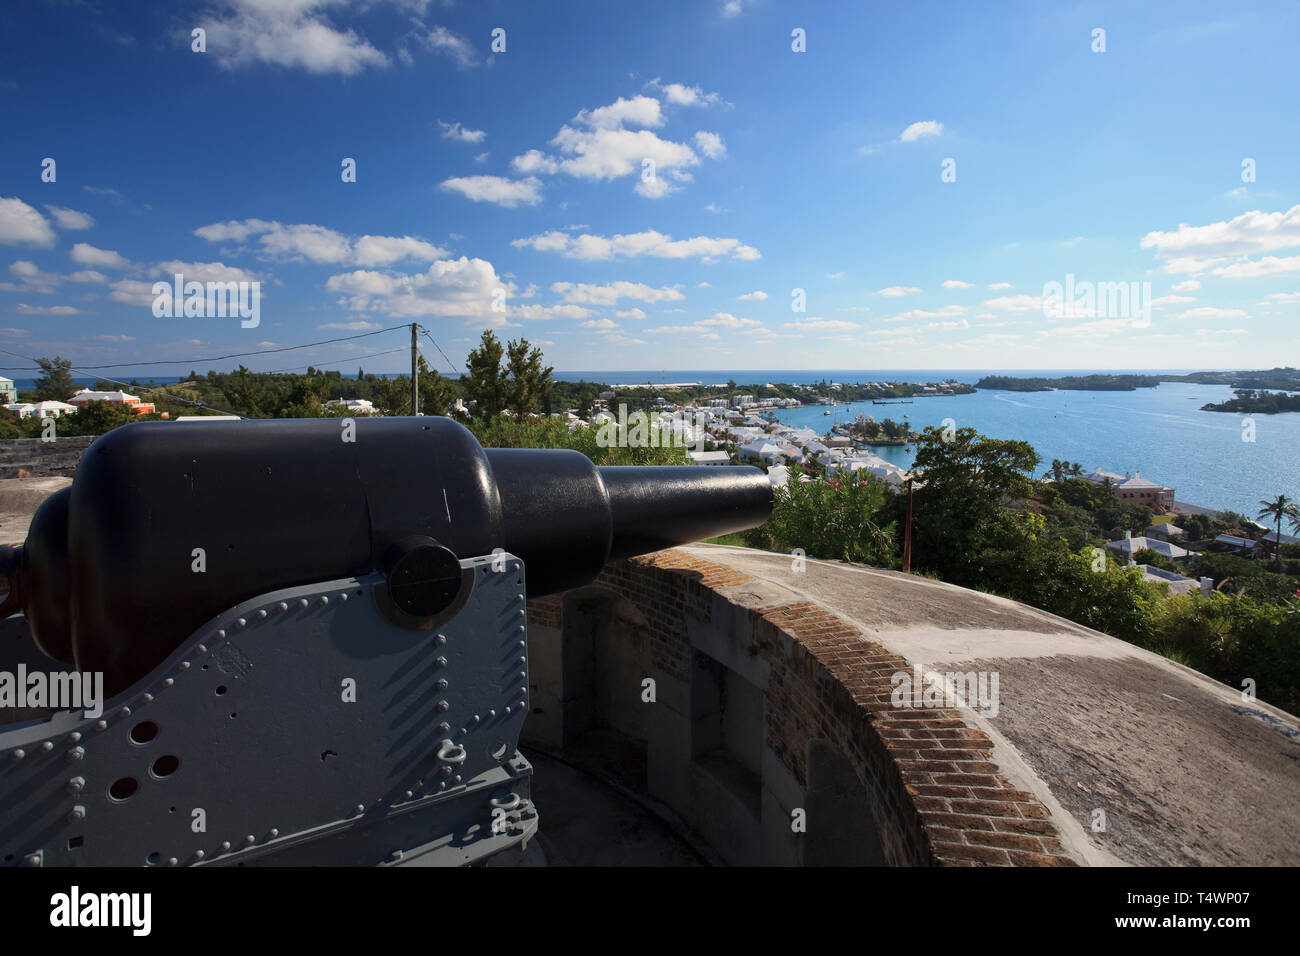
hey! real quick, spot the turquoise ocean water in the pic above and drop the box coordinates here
[555,369,1298,518]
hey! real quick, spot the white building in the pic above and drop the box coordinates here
[1106,532,1194,561]
[738,440,787,466]
[324,398,376,414]
[766,464,791,489]
[686,450,730,466]
[14,400,79,419]
[1134,565,1203,596]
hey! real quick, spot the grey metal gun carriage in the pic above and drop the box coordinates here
[0,416,771,867]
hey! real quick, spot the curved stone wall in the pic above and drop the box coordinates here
[524,548,1078,866]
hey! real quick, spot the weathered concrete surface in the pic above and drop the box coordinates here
[678,543,1300,867]
[0,477,71,545]
[520,747,706,866]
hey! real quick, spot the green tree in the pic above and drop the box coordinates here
[34,356,76,402]
[463,330,506,418]
[58,400,135,436]
[504,338,553,417]
[373,375,411,416]
[1257,494,1299,570]
[909,426,1039,585]
[417,356,456,416]
[741,471,897,567]
[278,370,327,417]
[221,365,272,417]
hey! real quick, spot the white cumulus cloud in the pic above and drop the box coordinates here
[551,281,685,305]
[899,120,943,142]
[0,197,56,247]
[440,175,543,207]
[70,243,132,270]
[513,229,760,262]
[44,205,95,230]
[199,0,391,75]
[438,121,486,144]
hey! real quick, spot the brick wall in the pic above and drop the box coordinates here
[528,548,1078,867]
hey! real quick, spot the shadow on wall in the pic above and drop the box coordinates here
[521,585,888,865]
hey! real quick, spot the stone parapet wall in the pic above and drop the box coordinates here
[526,548,1078,866]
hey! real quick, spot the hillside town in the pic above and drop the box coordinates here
[2,369,1293,606]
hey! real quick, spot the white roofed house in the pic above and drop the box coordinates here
[324,398,375,414]
[686,450,730,466]
[1106,532,1194,562]
[738,440,788,466]
[1213,534,1261,556]
[657,414,705,447]
[0,377,15,403]
[766,463,791,490]
[825,452,910,488]
[1081,467,1126,485]
[1261,529,1300,549]
[1134,565,1204,597]
[32,400,78,419]
[1144,523,1185,541]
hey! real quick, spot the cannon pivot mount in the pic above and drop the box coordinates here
[0,416,773,866]
[0,554,537,866]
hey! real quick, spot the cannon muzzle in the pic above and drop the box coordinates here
[3,416,771,694]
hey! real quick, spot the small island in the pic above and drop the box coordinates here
[1201,389,1300,414]
[975,374,1161,392]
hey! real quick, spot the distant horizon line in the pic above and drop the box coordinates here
[547,367,1243,373]
[0,365,1269,385]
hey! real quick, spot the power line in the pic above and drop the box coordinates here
[262,346,408,376]
[419,327,461,376]
[0,323,427,418]
[0,325,411,374]
[0,346,245,418]
[56,323,412,370]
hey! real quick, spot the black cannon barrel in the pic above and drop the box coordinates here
[5,417,771,694]
[485,449,772,594]
[599,465,773,562]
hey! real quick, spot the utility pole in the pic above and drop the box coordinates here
[903,477,914,573]
[410,322,419,416]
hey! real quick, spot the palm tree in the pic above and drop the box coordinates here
[1257,494,1300,570]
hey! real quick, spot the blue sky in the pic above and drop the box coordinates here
[1,0,1297,377]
